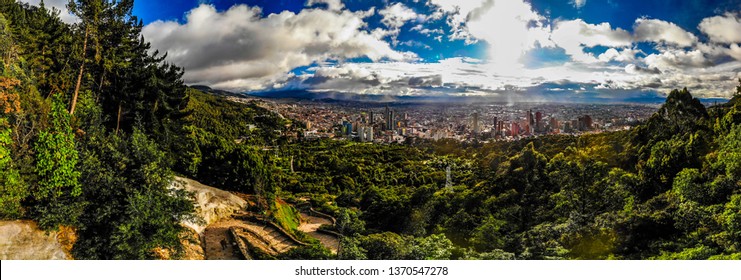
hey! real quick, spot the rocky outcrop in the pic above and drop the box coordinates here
[171,176,247,234]
[180,228,206,260]
[0,220,70,260]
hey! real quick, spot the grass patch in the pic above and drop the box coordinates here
[272,198,301,233]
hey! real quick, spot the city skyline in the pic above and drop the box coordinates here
[248,96,658,143]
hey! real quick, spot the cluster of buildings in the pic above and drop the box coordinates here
[488,109,594,138]
[249,97,657,144]
[339,107,600,143]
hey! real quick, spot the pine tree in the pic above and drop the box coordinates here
[67,0,103,115]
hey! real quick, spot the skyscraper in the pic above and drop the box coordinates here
[472,112,480,135]
[384,106,395,131]
[577,115,593,131]
[549,117,560,133]
[342,121,352,136]
[493,116,499,136]
[389,111,395,131]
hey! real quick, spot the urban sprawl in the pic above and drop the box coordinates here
[232,97,660,144]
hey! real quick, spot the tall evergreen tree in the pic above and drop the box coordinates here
[67,0,103,115]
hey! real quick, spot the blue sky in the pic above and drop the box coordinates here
[26,0,741,101]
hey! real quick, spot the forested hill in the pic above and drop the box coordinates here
[2,0,741,260]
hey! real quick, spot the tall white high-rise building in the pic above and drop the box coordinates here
[472,112,480,135]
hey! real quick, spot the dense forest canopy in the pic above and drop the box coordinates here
[1,0,740,260]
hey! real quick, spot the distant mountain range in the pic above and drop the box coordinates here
[190,86,729,105]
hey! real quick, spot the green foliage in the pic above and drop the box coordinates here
[548,152,609,225]
[672,168,707,203]
[272,199,301,233]
[338,236,367,260]
[359,232,412,260]
[279,244,334,260]
[715,124,741,178]
[73,127,195,259]
[32,95,82,229]
[335,208,366,236]
[0,118,26,218]
[408,233,454,260]
[718,195,741,251]
[655,245,717,260]
[469,216,505,251]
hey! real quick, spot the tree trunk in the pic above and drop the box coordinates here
[116,102,122,135]
[98,69,105,92]
[96,69,105,103]
[69,26,89,115]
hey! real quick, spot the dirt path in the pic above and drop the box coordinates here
[299,213,340,254]
[204,218,302,259]
[203,220,244,260]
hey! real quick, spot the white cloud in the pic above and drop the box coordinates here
[634,18,697,47]
[728,44,741,61]
[142,4,414,91]
[698,12,741,43]
[137,1,741,99]
[427,0,488,31]
[379,3,421,29]
[625,64,661,75]
[411,24,444,36]
[599,48,641,62]
[378,3,423,43]
[20,0,78,23]
[287,4,741,99]
[428,0,552,72]
[644,49,712,71]
[551,19,632,63]
[305,0,344,11]
[572,0,587,8]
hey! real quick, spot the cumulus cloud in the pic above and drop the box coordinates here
[379,3,421,29]
[625,64,661,75]
[428,0,552,71]
[142,4,414,91]
[599,48,641,62]
[305,0,344,11]
[20,0,78,23]
[644,49,712,71]
[634,18,697,47]
[411,24,444,36]
[551,19,632,62]
[134,0,741,99]
[379,3,423,43]
[698,12,741,43]
[427,0,491,43]
[288,3,741,99]
[572,0,587,8]
[728,44,741,60]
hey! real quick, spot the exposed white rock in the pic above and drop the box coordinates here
[171,176,247,234]
[0,221,69,260]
